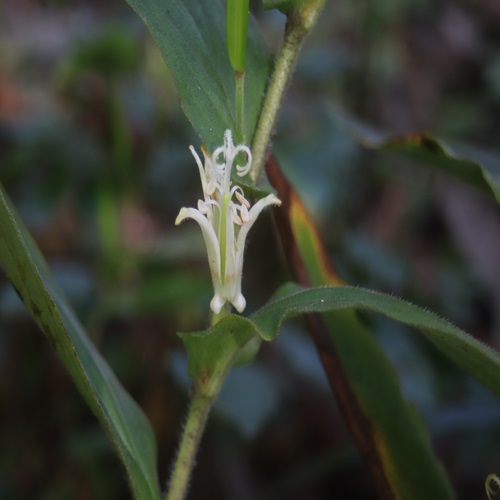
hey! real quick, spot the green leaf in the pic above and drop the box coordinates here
[192,282,484,498]
[0,184,160,500]
[251,285,500,398]
[248,283,500,499]
[248,283,500,497]
[267,157,454,498]
[179,315,257,398]
[333,108,500,203]
[124,0,272,151]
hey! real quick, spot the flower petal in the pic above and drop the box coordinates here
[210,294,226,315]
[231,293,246,313]
[175,207,223,313]
[233,194,281,306]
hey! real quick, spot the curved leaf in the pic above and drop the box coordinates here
[251,285,500,398]
[0,184,160,500]
[383,135,500,203]
[266,155,454,499]
[333,108,500,203]
[124,0,272,150]
[193,283,484,498]
[195,282,500,498]
[250,283,500,498]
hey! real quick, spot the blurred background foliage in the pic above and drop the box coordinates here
[1,0,500,498]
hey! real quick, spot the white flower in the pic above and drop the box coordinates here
[175,130,281,314]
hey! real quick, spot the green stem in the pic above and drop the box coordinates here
[165,390,216,500]
[250,1,327,184]
[235,70,245,139]
[166,304,231,499]
[210,303,232,326]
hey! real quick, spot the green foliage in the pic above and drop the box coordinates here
[187,278,500,498]
[334,108,500,203]
[180,315,256,397]
[0,184,161,500]
[2,0,500,498]
[123,0,272,150]
[181,281,499,497]
[251,285,500,398]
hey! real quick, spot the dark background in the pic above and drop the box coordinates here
[1,0,500,498]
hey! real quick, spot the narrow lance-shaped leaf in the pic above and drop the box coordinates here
[181,277,500,498]
[124,0,272,151]
[251,285,500,399]
[332,107,500,203]
[0,183,161,500]
[266,156,454,499]
[188,279,500,499]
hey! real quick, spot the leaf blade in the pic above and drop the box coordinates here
[0,184,161,500]
[266,157,454,499]
[124,0,272,150]
[332,108,500,203]
[252,285,500,398]
[249,283,500,499]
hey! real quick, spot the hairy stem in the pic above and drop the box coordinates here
[165,391,215,500]
[250,0,327,184]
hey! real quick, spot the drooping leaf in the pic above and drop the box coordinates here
[266,156,454,499]
[0,184,160,500]
[193,280,500,498]
[124,0,272,151]
[251,285,500,398]
[250,285,500,499]
[332,107,500,203]
[191,281,486,498]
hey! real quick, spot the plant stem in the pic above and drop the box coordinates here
[235,70,245,139]
[165,390,215,500]
[211,303,232,326]
[166,305,230,499]
[250,0,327,184]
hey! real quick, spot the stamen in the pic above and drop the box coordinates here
[206,179,217,196]
[239,204,249,223]
[232,210,243,226]
[198,200,208,214]
[235,189,251,209]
